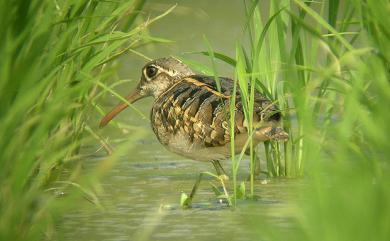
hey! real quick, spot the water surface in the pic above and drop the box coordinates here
[60,144,299,241]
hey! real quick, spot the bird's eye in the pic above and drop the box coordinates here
[146,66,158,78]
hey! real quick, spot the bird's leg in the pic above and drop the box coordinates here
[183,161,229,208]
[211,160,229,180]
[186,170,231,207]
[254,151,261,177]
[185,172,204,207]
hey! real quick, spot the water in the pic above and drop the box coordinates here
[59,129,301,241]
[59,1,300,240]
[60,146,299,241]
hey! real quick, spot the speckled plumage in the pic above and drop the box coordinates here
[150,75,284,161]
[100,57,287,174]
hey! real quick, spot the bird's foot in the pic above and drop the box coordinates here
[218,174,229,181]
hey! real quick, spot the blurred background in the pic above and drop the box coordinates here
[0,0,389,241]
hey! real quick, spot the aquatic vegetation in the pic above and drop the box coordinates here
[183,0,389,239]
[230,0,389,240]
[0,0,173,240]
[188,0,386,197]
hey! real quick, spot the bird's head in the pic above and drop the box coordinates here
[99,57,194,127]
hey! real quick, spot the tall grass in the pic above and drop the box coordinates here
[184,5,389,237]
[231,0,389,240]
[0,0,173,240]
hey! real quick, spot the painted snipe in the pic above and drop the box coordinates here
[100,57,287,177]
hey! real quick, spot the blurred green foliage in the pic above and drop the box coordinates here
[184,0,389,238]
[0,0,173,240]
[233,0,390,240]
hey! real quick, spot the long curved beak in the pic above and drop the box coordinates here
[99,88,143,128]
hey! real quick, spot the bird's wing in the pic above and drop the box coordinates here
[153,75,283,148]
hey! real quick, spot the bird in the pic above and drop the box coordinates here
[100,57,288,177]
